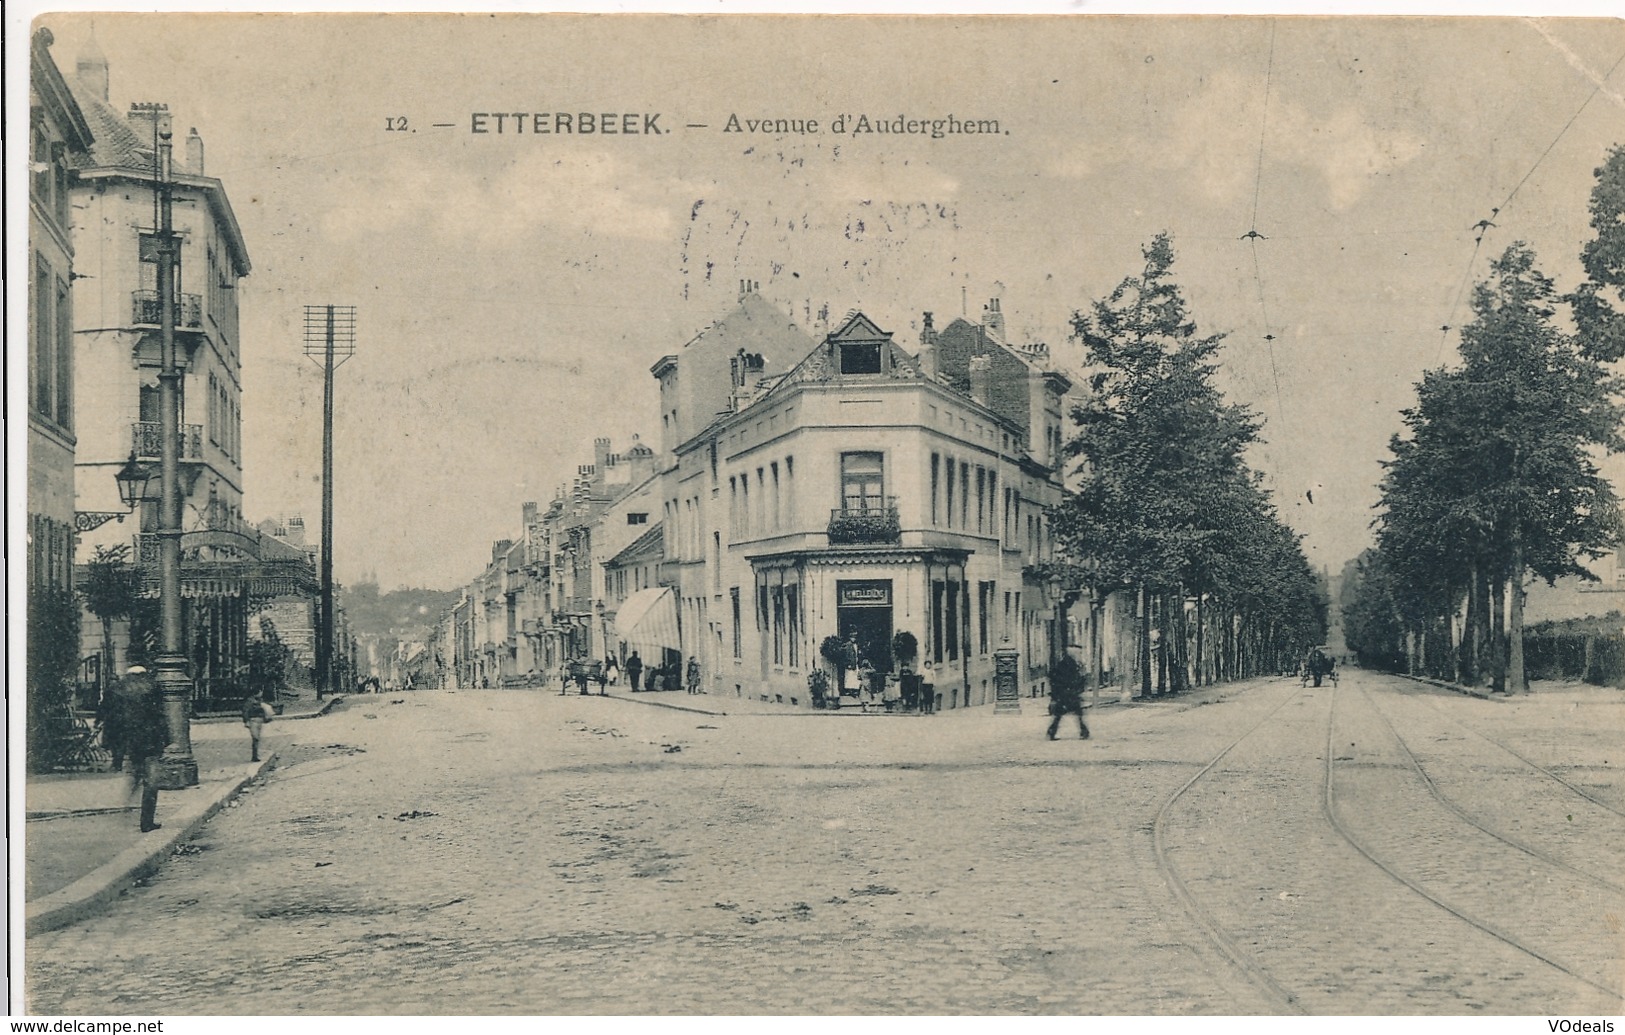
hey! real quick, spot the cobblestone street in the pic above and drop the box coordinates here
[23,672,1625,1015]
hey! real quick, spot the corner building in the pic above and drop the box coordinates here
[663,301,1068,710]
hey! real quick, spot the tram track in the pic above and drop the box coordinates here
[1151,673,1622,1012]
[1350,681,1624,896]
[1415,691,1625,820]
[1149,679,1310,1014]
[1324,683,1624,1006]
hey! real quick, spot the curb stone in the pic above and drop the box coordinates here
[1399,674,1505,701]
[194,694,345,724]
[25,753,279,936]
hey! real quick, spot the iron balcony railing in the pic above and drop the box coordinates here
[827,498,901,544]
[131,289,203,330]
[133,421,204,461]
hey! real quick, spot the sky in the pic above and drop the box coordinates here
[21,9,1625,591]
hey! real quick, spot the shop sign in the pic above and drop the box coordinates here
[838,580,891,607]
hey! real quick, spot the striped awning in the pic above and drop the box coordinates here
[612,587,681,653]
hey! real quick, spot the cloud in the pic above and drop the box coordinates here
[317,147,700,248]
[1121,69,1425,212]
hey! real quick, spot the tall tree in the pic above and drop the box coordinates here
[1377,242,1624,691]
[1059,235,1323,692]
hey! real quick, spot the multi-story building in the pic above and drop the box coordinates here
[27,30,94,598]
[65,46,295,706]
[657,299,1070,709]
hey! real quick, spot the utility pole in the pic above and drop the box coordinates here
[303,305,355,699]
[134,101,198,789]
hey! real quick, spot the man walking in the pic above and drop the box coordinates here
[626,651,643,692]
[119,665,167,832]
[1046,656,1090,741]
[242,690,272,762]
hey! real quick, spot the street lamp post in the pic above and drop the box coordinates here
[135,102,198,789]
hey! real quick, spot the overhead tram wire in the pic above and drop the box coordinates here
[1243,20,1287,432]
[1435,45,1625,364]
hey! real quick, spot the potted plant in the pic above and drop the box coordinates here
[891,630,919,673]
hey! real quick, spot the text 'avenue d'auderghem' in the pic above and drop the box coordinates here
[462,112,1005,139]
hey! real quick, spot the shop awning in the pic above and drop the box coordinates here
[612,586,681,653]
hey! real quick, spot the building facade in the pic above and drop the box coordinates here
[28,31,94,598]
[664,306,1069,709]
[65,46,292,706]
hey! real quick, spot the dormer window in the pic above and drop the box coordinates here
[840,341,882,374]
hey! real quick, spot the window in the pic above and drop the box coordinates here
[979,581,993,655]
[960,462,970,530]
[785,457,795,524]
[772,586,785,665]
[32,255,52,419]
[627,512,648,525]
[930,453,941,525]
[976,467,986,534]
[945,581,960,661]
[932,580,946,663]
[840,341,882,374]
[55,277,71,429]
[732,588,742,658]
[981,471,994,536]
[945,458,955,526]
[139,232,162,292]
[771,462,781,530]
[787,583,800,668]
[840,452,885,511]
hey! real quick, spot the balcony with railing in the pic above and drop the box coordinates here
[132,421,204,461]
[827,497,901,545]
[131,289,203,330]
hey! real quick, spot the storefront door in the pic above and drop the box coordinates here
[836,579,894,675]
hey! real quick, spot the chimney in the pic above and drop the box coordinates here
[982,297,1005,343]
[969,355,993,406]
[522,501,539,527]
[126,104,172,145]
[185,127,204,174]
[919,311,936,347]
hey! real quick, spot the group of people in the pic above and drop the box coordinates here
[557,651,705,695]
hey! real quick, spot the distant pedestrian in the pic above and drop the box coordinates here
[626,651,643,692]
[1047,656,1089,741]
[605,656,620,686]
[98,688,127,772]
[119,665,167,832]
[882,674,902,713]
[858,658,877,712]
[686,656,701,695]
[558,662,571,696]
[241,690,273,762]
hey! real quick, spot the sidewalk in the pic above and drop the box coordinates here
[23,691,342,936]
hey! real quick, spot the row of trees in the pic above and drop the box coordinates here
[1347,146,1625,690]
[1053,234,1328,698]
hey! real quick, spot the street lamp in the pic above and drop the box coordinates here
[115,453,151,510]
[74,453,152,532]
[135,101,199,789]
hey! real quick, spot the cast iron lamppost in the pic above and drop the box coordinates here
[132,101,198,788]
[75,453,152,532]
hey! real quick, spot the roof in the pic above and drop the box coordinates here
[31,31,94,152]
[761,310,923,400]
[606,522,663,569]
[65,77,252,277]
